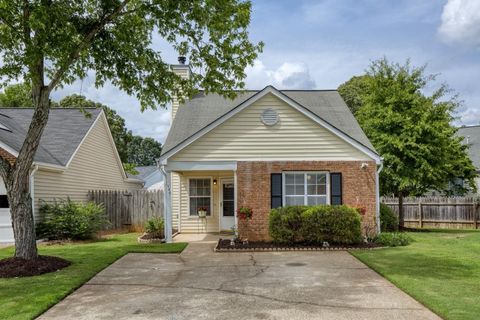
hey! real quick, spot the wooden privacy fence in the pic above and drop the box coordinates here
[381,196,479,229]
[88,190,164,229]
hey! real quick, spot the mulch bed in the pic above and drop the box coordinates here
[137,233,165,244]
[215,239,382,252]
[0,255,71,278]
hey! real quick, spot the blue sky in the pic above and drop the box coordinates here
[51,0,480,144]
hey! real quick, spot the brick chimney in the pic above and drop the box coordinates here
[171,56,191,121]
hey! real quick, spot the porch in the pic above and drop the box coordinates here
[164,164,238,241]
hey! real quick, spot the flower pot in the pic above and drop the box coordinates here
[198,210,207,218]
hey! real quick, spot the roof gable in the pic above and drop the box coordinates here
[161,86,379,163]
[0,108,102,166]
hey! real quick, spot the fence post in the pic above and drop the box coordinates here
[474,203,478,229]
[418,201,423,229]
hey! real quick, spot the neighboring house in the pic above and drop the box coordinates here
[0,108,143,242]
[457,125,480,194]
[128,166,164,190]
[159,60,382,242]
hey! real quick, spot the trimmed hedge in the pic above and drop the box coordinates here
[380,203,398,232]
[269,205,362,245]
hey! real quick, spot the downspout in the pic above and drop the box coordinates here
[29,165,39,222]
[159,163,173,243]
[375,159,384,234]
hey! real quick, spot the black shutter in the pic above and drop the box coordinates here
[330,173,342,205]
[271,173,282,208]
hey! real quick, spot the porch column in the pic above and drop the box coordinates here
[234,170,238,236]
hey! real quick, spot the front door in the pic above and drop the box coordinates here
[220,179,235,231]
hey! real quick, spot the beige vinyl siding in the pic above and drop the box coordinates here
[175,171,233,233]
[33,113,142,218]
[171,93,372,162]
[171,172,180,231]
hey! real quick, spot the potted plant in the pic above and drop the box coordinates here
[197,206,208,218]
[237,206,253,221]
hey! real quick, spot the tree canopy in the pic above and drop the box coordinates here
[345,58,476,199]
[0,0,262,260]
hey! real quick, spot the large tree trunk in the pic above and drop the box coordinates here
[4,83,51,260]
[398,192,404,229]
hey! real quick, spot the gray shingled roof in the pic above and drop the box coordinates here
[457,125,480,169]
[127,165,159,180]
[162,88,376,155]
[0,108,102,166]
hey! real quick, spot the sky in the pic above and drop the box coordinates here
[50,0,480,144]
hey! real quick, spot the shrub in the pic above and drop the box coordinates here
[36,199,109,240]
[380,203,398,232]
[144,216,164,238]
[268,206,307,244]
[375,232,412,247]
[268,205,362,245]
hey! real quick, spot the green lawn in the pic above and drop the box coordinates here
[0,233,187,320]
[351,230,480,320]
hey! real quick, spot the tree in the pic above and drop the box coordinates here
[0,0,262,260]
[126,135,162,166]
[0,83,34,108]
[58,94,132,163]
[354,58,476,225]
[0,87,162,169]
[337,75,370,115]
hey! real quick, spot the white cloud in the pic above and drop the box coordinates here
[245,60,316,89]
[438,0,480,47]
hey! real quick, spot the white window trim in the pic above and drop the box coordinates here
[187,177,213,218]
[282,171,330,206]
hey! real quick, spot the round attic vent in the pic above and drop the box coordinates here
[261,108,279,126]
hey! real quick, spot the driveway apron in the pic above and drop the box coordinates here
[38,241,441,320]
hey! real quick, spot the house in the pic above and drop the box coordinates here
[128,166,164,190]
[457,125,480,193]
[159,60,382,242]
[0,108,143,242]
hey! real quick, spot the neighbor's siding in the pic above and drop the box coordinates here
[33,114,142,219]
[173,171,233,233]
[171,93,372,162]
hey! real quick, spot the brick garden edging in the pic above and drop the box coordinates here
[214,239,383,252]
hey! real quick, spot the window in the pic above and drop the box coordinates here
[0,195,8,208]
[189,178,211,216]
[283,172,328,206]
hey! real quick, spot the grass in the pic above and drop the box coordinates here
[351,229,480,320]
[0,233,187,320]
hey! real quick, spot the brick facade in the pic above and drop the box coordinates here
[0,147,16,165]
[236,161,377,241]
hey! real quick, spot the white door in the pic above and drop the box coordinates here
[0,178,13,243]
[220,179,235,231]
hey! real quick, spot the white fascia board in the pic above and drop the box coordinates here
[65,111,102,168]
[0,141,19,157]
[159,86,381,164]
[165,161,237,172]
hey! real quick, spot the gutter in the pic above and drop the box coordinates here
[375,159,384,234]
[29,165,39,221]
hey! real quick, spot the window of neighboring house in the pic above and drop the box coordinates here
[189,178,212,216]
[0,195,8,208]
[283,172,329,206]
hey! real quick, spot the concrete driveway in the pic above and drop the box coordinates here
[39,241,440,320]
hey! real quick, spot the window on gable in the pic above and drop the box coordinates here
[283,172,328,206]
[189,178,211,216]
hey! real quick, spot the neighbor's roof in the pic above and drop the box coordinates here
[127,165,160,180]
[0,108,102,167]
[162,88,376,155]
[457,125,480,169]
